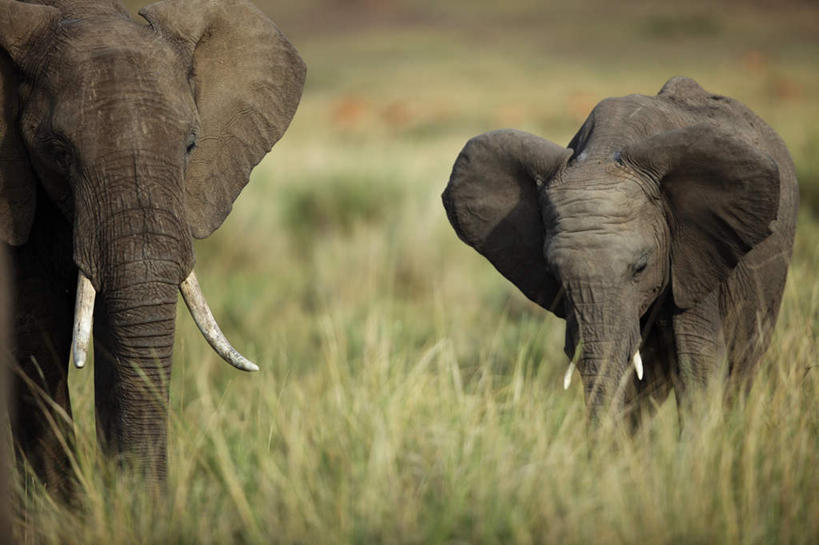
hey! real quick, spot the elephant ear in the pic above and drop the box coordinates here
[442,129,571,317]
[140,0,306,238]
[621,124,780,309]
[0,1,60,245]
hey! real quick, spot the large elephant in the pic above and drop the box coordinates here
[0,0,305,491]
[443,77,798,424]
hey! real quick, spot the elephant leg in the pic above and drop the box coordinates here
[8,194,77,499]
[719,241,790,390]
[8,258,76,498]
[672,289,727,417]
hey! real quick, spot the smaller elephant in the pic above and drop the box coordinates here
[443,77,798,424]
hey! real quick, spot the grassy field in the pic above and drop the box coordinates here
[12,1,819,543]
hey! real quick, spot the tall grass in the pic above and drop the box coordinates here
[15,237,819,543]
[11,1,819,543]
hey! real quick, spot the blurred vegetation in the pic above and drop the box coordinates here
[277,170,405,254]
[14,0,819,544]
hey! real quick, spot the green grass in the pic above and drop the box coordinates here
[12,1,819,543]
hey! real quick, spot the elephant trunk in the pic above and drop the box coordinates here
[70,152,258,375]
[577,338,638,422]
[565,283,642,423]
[71,163,191,477]
[92,272,178,476]
[68,156,257,477]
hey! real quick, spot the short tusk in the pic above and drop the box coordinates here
[632,350,644,380]
[563,361,576,390]
[71,272,96,369]
[179,271,259,372]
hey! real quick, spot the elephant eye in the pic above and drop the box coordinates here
[185,132,198,155]
[633,254,648,277]
[35,126,72,171]
[48,139,73,171]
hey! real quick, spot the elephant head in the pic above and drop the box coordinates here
[442,84,780,422]
[0,0,305,478]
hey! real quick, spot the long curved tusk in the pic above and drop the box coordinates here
[563,361,576,390]
[71,272,96,369]
[179,271,259,372]
[632,350,644,380]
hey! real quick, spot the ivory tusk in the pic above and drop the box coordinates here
[179,271,259,372]
[563,361,575,390]
[632,350,644,380]
[71,272,96,369]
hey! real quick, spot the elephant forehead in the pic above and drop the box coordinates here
[49,19,183,94]
[44,22,194,139]
[543,181,648,225]
[546,225,648,258]
[542,183,657,271]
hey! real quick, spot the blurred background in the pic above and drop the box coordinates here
[149,0,819,373]
[123,0,819,263]
[25,1,819,543]
[118,0,819,340]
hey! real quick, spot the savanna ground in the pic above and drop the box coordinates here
[11,1,819,543]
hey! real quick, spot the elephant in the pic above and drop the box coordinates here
[442,77,798,425]
[0,0,305,492]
